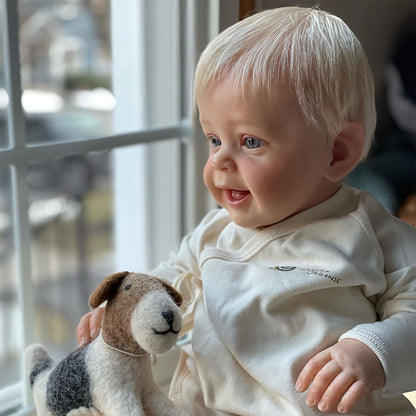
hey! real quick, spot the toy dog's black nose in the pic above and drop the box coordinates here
[162,311,174,326]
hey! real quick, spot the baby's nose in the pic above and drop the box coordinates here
[212,148,236,171]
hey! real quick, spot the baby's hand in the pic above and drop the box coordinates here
[295,338,385,414]
[77,307,105,347]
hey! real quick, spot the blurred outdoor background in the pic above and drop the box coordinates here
[0,0,115,391]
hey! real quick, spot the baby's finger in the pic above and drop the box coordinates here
[317,372,355,413]
[77,311,94,347]
[296,350,332,392]
[305,360,342,407]
[337,380,367,414]
[89,307,105,339]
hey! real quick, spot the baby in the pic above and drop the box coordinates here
[78,7,416,415]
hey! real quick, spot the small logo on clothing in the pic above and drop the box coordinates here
[270,266,341,284]
[273,266,296,272]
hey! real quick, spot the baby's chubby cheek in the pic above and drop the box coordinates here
[202,160,211,185]
[203,162,220,202]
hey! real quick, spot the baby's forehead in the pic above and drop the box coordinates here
[197,78,323,139]
[198,76,301,113]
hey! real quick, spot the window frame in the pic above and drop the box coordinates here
[0,0,239,413]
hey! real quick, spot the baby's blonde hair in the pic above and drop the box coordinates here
[194,6,376,159]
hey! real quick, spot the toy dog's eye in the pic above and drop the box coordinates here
[125,284,132,290]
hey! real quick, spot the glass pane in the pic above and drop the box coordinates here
[29,151,114,357]
[0,98,8,149]
[0,1,9,149]
[26,109,111,145]
[0,166,19,390]
[19,0,114,143]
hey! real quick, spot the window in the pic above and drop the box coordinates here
[0,0,241,413]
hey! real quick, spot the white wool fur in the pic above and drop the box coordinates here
[131,290,181,354]
[86,338,185,415]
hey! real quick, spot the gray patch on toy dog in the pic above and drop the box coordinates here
[46,347,92,416]
[30,358,53,387]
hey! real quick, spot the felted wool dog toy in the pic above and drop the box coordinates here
[26,271,189,416]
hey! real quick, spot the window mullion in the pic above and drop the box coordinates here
[2,0,35,410]
[10,164,36,409]
[0,125,186,165]
[2,0,26,148]
[183,0,220,233]
[112,0,152,272]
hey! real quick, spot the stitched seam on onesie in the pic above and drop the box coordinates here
[350,210,384,265]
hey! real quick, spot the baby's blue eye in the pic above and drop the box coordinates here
[244,137,262,149]
[209,136,221,147]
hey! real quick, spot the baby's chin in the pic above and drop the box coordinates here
[224,209,282,230]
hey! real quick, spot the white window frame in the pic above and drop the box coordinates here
[0,0,238,414]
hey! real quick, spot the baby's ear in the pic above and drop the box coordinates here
[89,271,130,308]
[326,121,366,182]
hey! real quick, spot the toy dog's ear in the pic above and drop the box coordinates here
[89,271,130,308]
[160,279,183,307]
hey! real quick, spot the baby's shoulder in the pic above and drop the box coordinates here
[352,189,415,240]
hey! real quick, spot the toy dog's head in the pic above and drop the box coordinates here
[89,272,183,355]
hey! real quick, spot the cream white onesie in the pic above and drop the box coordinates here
[151,184,416,415]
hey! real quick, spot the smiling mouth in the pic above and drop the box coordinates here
[152,327,180,335]
[225,189,251,204]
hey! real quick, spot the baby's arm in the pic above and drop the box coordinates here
[296,205,416,413]
[77,307,105,347]
[296,338,385,414]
